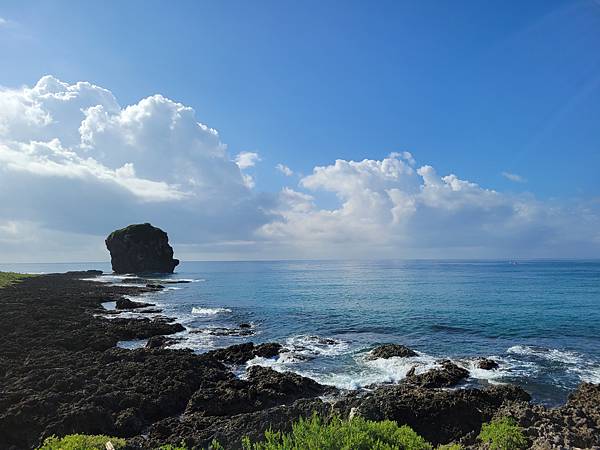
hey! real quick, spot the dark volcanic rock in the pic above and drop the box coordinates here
[497,382,600,449]
[0,272,228,449]
[134,398,331,449]
[145,335,179,349]
[186,365,328,416]
[254,342,283,358]
[478,358,499,370]
[115,297,154,310]
[404,360,469,388]
[368,343,418,359]
[105,223,179,274]
[341,383,531,445]
[205,342,283,365]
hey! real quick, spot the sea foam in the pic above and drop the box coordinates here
[191,307,232,315]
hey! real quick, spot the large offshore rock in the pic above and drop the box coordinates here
[105,223,179,274]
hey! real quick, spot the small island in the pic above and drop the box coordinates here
[105,223,179,274]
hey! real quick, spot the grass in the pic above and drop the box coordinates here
[38,434,126,450]
[0,271,34,288]
[241,414,433,450]
[478,417,527,450]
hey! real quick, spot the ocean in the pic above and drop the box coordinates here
[3,259,599,406]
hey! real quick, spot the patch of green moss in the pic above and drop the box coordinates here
[38,434,126,450]
[0,271,34,288]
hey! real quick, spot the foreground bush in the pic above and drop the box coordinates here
[478,417,527,450]
[39,434,126,450]
[241,414,432,450]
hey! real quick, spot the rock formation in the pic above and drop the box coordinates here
[105,223,179,274]
[367,343,418,359]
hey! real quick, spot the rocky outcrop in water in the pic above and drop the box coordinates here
[205,342,283,364]
[404,360,469,388]
[478,358,499,370]
[105,223,179,274]
[368,343,418,359]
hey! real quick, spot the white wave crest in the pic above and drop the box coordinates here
[191,307,232,315]
[284,335,350,357]
[507,345,583,365]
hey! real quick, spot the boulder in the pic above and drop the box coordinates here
[105,223,179,274]
[186,365,328,416]
[404,360,469,388]
[368,344,418,359]
[115,297,154,310]
[478,358,499,370]
[204,342,283,365]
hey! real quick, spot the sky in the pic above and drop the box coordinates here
[0,0,599,262]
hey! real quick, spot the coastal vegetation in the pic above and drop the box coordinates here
[39,434,126,449]
[478,417,527,450]
[36,415,529,449]
[0,271,33,288]
[240,414,433,449]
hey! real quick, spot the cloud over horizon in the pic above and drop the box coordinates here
[0,76,598,262]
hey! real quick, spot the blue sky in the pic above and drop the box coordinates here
[0,1,599,261]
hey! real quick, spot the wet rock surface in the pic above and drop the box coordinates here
[478,358,500,370]
[105,223,179,274]
[1,272,599,449]
[204,342,283,365]
[115,297,154,310]
[368,343,418,359]
[404,360,470,388]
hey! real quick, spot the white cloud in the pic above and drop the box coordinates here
[0,17,7,26]
[0,75,268,259]
[0,76,598,261]
[276,163,293,176]
[235,151,260,169]
[260,153,600,258]
[502,171,527,183]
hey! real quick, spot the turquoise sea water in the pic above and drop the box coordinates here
[3,259,599,406]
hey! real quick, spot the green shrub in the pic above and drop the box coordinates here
[478,417,527,450]
[436,445,463,450]
[158,439,222,450]
[39,434,126,450]
[241,414,432,450]
[0,271,33,288]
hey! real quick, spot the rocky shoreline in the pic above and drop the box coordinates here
[1,272,599,449]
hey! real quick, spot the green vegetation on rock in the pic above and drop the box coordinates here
[478,417,527,450]
[241,414,432,450]
[0,271,33,288]
[39,434,126,450]
[35,418,466,450]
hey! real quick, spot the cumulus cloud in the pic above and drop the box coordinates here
[0,75,268,260]
[502,171,527,183]
[0,76,598,261]
[276,163,293,176]
[260,153,600,258]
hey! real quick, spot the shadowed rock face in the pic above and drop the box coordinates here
[106,223,179,274]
